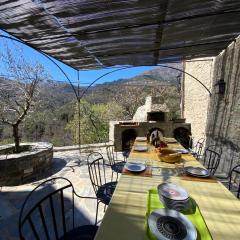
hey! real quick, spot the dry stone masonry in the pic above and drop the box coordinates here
[183,36,240,175]
[205,36,240,174]
[0,142,53,186]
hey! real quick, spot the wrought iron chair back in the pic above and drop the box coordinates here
[106,145,116,166]
[228,164,240,198]
[193,138,205,159]
[87,152,117,223]
[122,149,130,161]
[19,177,97,240]
[106,143,127,181]
[205,144,222,157]
[188,135,193,149]
[87,152,107,196]
[202,148,221,175]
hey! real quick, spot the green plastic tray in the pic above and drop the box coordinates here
[145,189,212,240]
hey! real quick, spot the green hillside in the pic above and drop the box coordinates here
[0,65,182,146]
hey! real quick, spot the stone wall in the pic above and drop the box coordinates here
[183,58,214,146]
[0,142,53,186]
[112,121,191,151]
[205,36,240,174]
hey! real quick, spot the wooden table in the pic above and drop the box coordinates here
[95,140,240,240]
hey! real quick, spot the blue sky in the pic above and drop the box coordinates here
[0,30,157,86]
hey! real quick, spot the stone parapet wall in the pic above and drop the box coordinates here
[0,142,53,186]
[53,142,113,152]
[205,36,240,173]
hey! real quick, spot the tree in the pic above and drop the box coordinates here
[102,83,180,119]
[0,46,49,152]
[67,100,124,144]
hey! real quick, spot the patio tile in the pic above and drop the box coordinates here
[0,147,115,239]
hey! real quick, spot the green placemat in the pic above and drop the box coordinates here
[145,189,212,240]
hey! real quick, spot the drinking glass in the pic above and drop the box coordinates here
[145,159,152,168]
[175,162,185,176]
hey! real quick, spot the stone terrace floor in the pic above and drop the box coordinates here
[0,147,121,240]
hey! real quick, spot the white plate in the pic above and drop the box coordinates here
[166,138,178,143]
[125,163,146,172]
[133,145,148,152]
[174,149,189,154]
[148,209,197,240]
[185,167,210,178]
[159,195,192,212]
[136,137,147,142]
[158,183,189,201]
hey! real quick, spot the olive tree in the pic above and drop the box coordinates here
[0,46,49,152]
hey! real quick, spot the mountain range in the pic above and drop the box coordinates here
[0,63,182,112]
[44,63,182,104]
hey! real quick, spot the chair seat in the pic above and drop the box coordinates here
[111,161,125,173]
[59,225,98,240]
[96,181,117,205]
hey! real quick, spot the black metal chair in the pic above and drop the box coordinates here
[216,150,237,181]
[106,144,126,181]
[202,147,221,175]
[188,135,193,149]
[190,138,205,160]
[122,149,130,162]
[205,144,222,157]
[228,164,240,199]
[19,177,98,240]
[87,152,117,224]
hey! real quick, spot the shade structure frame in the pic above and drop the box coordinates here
[0,0,240,69]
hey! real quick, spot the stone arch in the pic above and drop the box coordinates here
[173,127,191,149]
[121,129,137,150]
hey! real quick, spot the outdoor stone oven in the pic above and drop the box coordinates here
[109,96,191,151]
[0,142,53,186]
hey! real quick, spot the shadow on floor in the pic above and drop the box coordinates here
[1,179,96,240]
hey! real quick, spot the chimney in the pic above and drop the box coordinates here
[145,96,152,113]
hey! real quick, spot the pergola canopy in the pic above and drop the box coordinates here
[0,0,240,69]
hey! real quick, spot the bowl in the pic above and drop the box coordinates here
[157,148,182,163]
[158,148,175,154]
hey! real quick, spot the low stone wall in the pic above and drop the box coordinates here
[53,142,112,152]
[0,142,53,186]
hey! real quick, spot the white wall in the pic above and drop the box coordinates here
[183,58,214,145]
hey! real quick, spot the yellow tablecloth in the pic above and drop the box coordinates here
[95,140,240,240]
